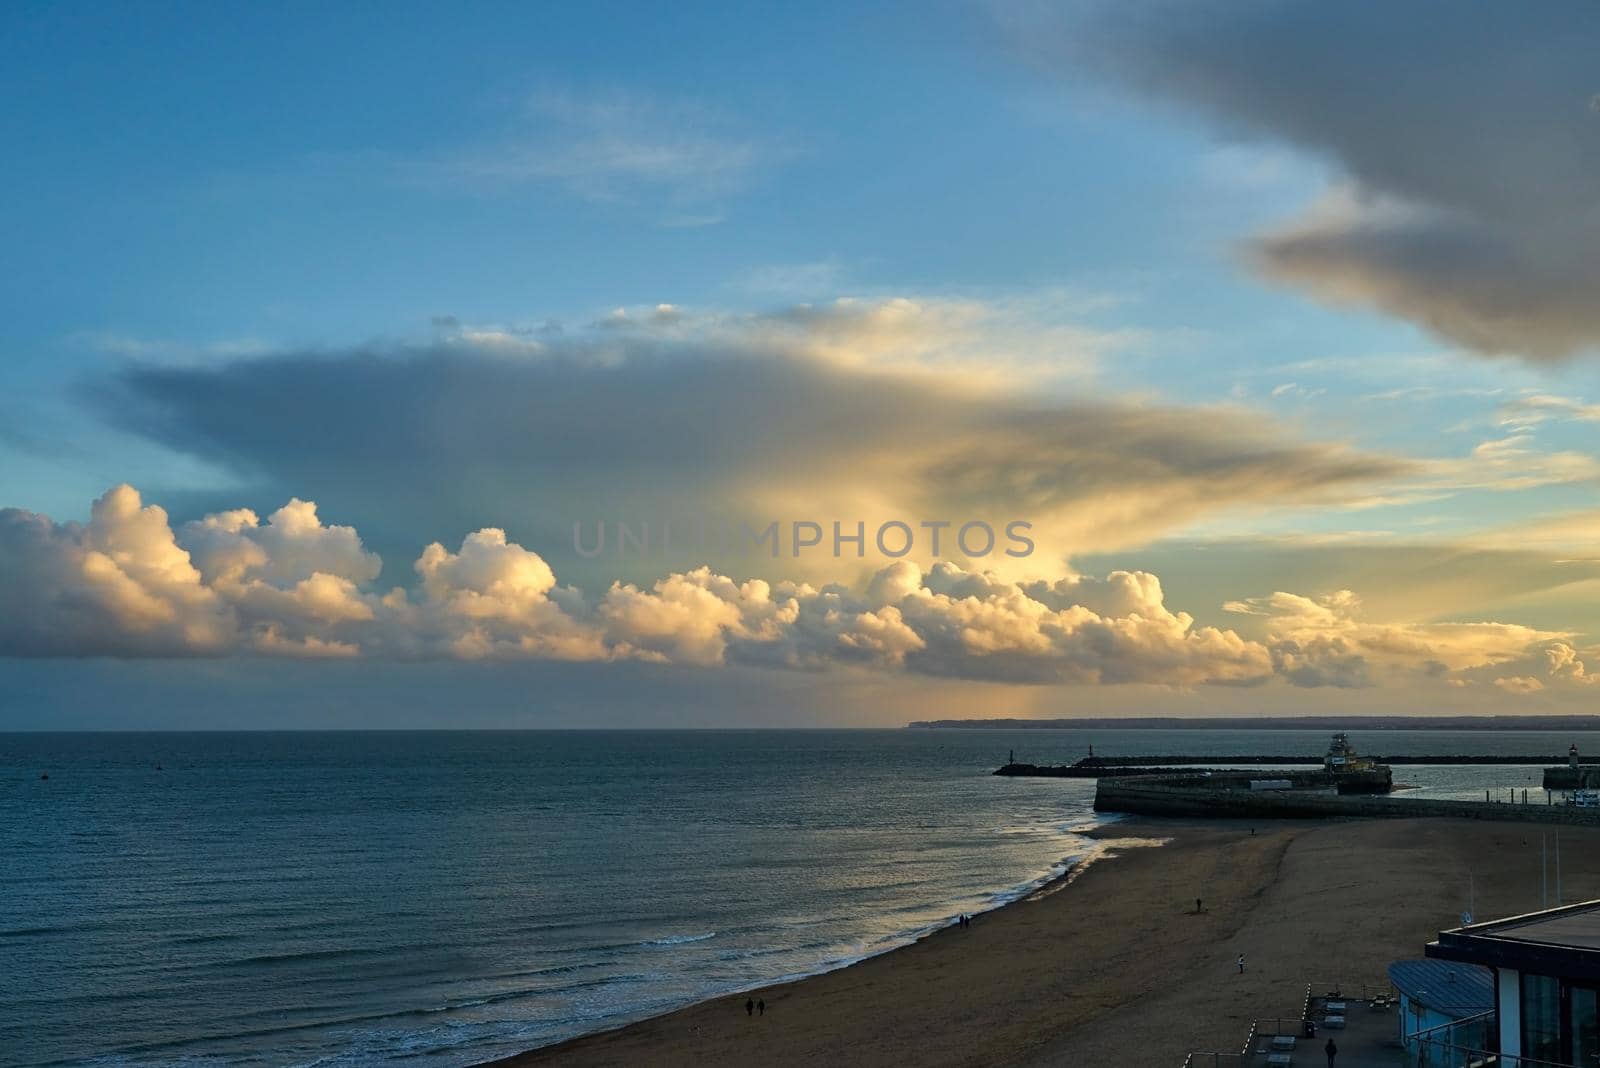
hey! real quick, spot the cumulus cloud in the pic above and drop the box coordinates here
[0,485,1277,686]
[0,486,231,656]
[595,560,1274,684]
[1006,1,1600,359]
[12,486,1597,699]
[1224,587,1585,689]
[409,528,607,661]
[182,499,381,587]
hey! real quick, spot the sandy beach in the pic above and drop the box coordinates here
[491,816,1600,1067]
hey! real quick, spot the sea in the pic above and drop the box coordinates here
[3,727,1596,1067]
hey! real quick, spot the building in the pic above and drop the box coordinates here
[1387,958,1495,1056]
[1427,899,1600,1064]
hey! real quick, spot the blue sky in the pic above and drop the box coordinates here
[3,2,1600,725]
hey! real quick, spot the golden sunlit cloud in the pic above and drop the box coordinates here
[4,486,1595,703]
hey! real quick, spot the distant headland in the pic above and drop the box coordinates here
[906,715,1600,731]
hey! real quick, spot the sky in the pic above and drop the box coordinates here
[4,1,1600,727]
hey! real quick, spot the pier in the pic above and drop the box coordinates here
[1092,770,1600,826]
[995,753,1573,778]
[997,733,1600,822]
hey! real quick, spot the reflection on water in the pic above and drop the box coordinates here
[2,727,1592,1066]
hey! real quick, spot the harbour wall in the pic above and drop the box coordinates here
[999,755,1574,778]
[1094,774,1600,826]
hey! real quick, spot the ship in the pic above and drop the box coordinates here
[1323,732,1391,794]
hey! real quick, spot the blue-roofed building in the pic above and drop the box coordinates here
[1387,958,1495,1056]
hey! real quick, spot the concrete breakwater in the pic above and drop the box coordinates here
[996,754,1570,778]
[1078,754,1569,766]
[996,763,1271,779]
[1094,772,1600,826]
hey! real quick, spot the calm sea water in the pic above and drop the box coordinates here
[2,728,1594,1067]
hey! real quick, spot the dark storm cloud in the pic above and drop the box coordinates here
[82,322,1405,584]
[1005,0,1600,360]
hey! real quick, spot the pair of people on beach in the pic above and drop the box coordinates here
[744,997,764,1016]
[956,913,971,929]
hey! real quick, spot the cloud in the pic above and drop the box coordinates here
[732,260,847,299]
[67,331,272,363]
[85,298,1404,585]
[0,485,1279,687]
[14,486,1599,703]
[596,561,1275,684]
[0,486,231,657]
[1224,588,1580,689]
[1464,511,1600,560]
[1431,434,1600,492]
[428,89,787,212]
[408,528,608,661]
[1006,1,1600,360]
[182,499,381,588]
[1498,394,1600,426]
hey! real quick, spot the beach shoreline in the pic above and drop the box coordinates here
[486,816,1600,1067]
[483,816,1264,1066]
[476,812,1137,1064]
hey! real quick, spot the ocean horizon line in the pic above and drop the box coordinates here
[8,714,1600,735]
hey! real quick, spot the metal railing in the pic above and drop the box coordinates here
[1412,1046,1577,1068]
[1407,1010,1579,1068]
[1181,1054,1246,1067]
[1307,979,1399,1003]
[1183,986,1313,1066]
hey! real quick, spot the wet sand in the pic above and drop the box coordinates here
[490,818,1600,1067]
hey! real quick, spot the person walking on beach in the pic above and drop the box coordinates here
[758,999,765,1016]
[1237,954,1246,974]
[1325,1037,1338,1066]
[745,997,754,1016]
[1195,897,1203,914]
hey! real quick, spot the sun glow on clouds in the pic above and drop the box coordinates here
[90,294,1415,591]
[1223,589,1578,687]
[1,485,1593,698]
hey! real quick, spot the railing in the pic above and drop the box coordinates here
[1307,979,1398,1003]
[1408,1010,1493,1066]
[1182,985,1312,1066]
[1181,1054,1245,1067]
[1407,1010,1579,1068]
[1252,1016,1311,1037]
[1412,1046,1577,1068]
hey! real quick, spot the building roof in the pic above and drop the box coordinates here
[1387,959,1494,1018]
[1428,899,1600,981]
[1492,907,1600,950]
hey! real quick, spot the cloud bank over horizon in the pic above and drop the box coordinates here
[83,298,1410,586]
[1,484,1590,702]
